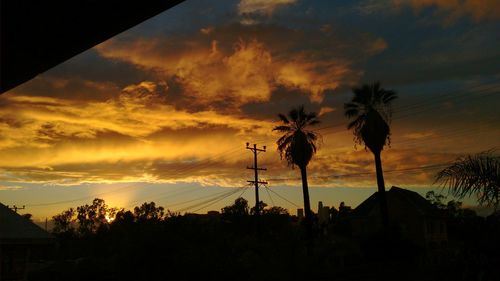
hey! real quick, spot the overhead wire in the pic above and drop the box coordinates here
[26,184,138,208]
[176,186,246,213]
[266,162,451,182]
[264,186,301,208]
[190,186,250,213]
[124,185,202,209]
[263,185,275,206]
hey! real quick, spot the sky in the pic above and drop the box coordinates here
[1,0,499,220]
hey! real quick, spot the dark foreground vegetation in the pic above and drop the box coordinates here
[27,196,500,281]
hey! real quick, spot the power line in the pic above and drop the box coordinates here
[394,82,500,112]
[312,82,500,134]
[26,184,138,208]
[177,187,245,213]
[317,86,499,138]
[263,185,275,206]
[168,188,237,209]
[124,185,202,209]
[191,186,250,213]
[267,162,451,182]
[264,186,300,208]
[393,118,499,148]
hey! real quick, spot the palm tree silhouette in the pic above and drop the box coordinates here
[436,151,500,213]
[344,82,397,227]
[273,105,320,237]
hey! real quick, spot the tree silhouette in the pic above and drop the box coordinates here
[52,208,75,234]
[436,151,500,212]
[221,197,249,220]
[344,82,397,227]
[263,206,289,215]
[76,198,116,235]
[134,201,165,221]
[273,105,320,237]
[250,201,267,216]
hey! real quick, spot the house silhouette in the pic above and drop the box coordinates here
[351,186,448,251]
[0,203,55,281]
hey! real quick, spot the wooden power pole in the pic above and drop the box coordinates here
[246,143,267,216]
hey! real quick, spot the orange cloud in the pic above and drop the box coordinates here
[3,79,495,188]
[5,76,481,188]
[96,24,387,106]
[403,131,435,139]
[0,185,24,191]
[10,76,121,101]
[1,92,481,188]
[319,107,336,116]
[0,83,276,182]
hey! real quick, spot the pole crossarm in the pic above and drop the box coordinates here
[247,180,269,185]
[246,166,267,171]
[8,205,26,213]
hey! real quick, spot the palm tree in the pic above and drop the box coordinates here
[273,105,320,237]
[344,82,397,228]
[436,151,500,212]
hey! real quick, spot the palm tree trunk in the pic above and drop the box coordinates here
[374,151,389,229]
[300,165,313,239]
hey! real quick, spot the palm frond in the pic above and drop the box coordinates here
[344,102,359,110]
[289,108,299,123]
[344,107,359,118]
[382,90,397,104]
[435,151,500,210]
[278,113,289,124]
[308,120,320,126]
[306,131,318,141]
[347,115,364,130]
[306,111,317,121]
[274,105,321,168]
[277,133,292,146]
[344,82,397,151]
[273,125,292,132]
[373,82,383,102]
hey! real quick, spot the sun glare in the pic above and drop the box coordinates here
[105,214,115,223]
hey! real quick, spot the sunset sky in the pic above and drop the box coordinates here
[1,0,499,220]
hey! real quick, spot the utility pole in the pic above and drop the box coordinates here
[246,143,267,216]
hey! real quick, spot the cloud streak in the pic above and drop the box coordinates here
[0,87,466,189]
[238,0,297,15]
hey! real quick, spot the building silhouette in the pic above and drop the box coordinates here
[0,203,55,280]
[317,201,330,225]
[350,186,448,251]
